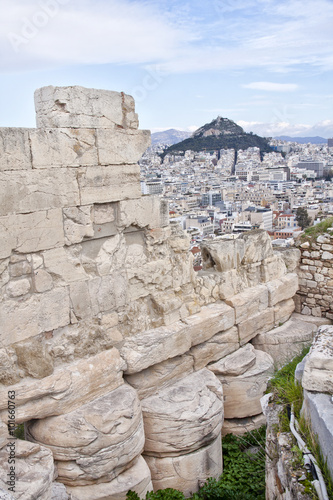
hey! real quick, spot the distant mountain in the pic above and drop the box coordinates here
[274,136,327,144]
[151,129,191,145]
[163,117,272,155]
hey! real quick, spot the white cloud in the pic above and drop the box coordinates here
[1,0,333,75]
[237,120,333,138]
[242,82,299,92]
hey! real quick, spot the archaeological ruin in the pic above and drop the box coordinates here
[0,86,332,499]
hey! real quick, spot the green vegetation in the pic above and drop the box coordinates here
[302,216,333,240]
[127,427,266,500]
[163,133,272,157]
[295,207,312,230]
[267,347,333,498]
[13,423,25,440]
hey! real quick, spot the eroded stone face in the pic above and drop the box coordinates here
[302,325,333,393]
[26,385,144,486]
[141,369,223,456]
[0,440,54,500]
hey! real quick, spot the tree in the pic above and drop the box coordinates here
[296,207,311,229]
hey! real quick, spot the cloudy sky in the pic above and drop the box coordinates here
[1,0,333,137]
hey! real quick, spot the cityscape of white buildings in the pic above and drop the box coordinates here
[140,139,333,269]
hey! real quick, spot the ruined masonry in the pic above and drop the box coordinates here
[0,86,314,499]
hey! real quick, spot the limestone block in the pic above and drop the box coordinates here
[317,234,331,244]
[0,440,54,500]
[120,321,191,375]
[210,348,274,419]
[0,127,32,171]
[225,284,268,324]
[78,165,141,204]
[34,269,53,292]
[63,206,94,245]
[274,247,301,272]
[291,313,332,328]
[0,209,64,259]
[238,308,275,345]
[0,348,20,386]
[0,164,78,217]
[42,247,88,284]
[52,482,69,500]
[241,230,274,264]
[97,128,150,165]
[6,278,31,297]
[15,338,54,379]
[66,457,153,500]
[201,237,245,272]
[322,251,333,260]
[89,272,127,315]
[30,128,98,168]
[266,273,299,306]
[69,281,92,320]
[35,86,138,129]
[274,298,295,326]
[222,414,266,436]
[260,254,287,282]
[252,315,316,368]
[217,269,247,300]
[209,344,256,376]
[95,234,127,276]
[125,354,194,399]
[141,369,223,456]
[0,287,70,345]
[302,390,333,480]
[190,327,239,370]
[302,325,333,393]
[144,436,222,497]
[168,225,191,253]
[182,302,235,347]
[117,196,169,230]
[0,349,126,422]
[26,385,144,485]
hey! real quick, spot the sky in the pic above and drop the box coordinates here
[1,0,333,138]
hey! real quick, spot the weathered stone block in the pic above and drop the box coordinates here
[201,237,245,272]
[78,165,141,204]
[125,354,194,400]
[42,247,88,285]
[141,369,223,456]
[0,209,65,259]
[302,325,333,393]
[120,322,191,375]
[26,385,144,486]
[252,315,316,368]
[30,128,98,168]
[117,196,169,229]
[241,230,274,264]
[0,441,54,500]
[66,457,153,500]
[210,347,274,419]
[238,308,275,345]
[302,390,333,481]
[35,86,138,129]
[189,327,239,370]
[225,284,268,324]
[274,247,301,272]
[182,301,235,347]
[222,414,266,436]
[260,254,286,282]
[0,287,70,345]
[97,128,150,165]
[0,349,126,422]
[63,205,94,245]
[144,437,222,497]
[266,273,299,306]
[0,128,32,171]
[274,298,295,326]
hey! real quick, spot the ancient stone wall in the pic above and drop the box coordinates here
[0,86,309,499]
[295,231,333,320]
